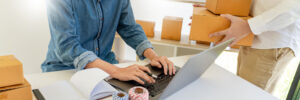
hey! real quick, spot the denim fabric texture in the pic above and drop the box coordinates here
[42,0,152,72]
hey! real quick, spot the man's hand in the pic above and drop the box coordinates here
[150,56,175,75]
[110,64,155,85]
[143,48,176,75]
[210,14,253,46]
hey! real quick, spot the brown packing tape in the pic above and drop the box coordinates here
[161,16,183,41]
[0,82,26,92]
[190,7,254,47]
[136,20,155,37]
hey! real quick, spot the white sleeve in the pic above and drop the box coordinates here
[248,0,300,35]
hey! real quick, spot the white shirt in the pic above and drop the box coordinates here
[248,0,300,56]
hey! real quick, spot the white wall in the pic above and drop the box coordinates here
[0,0,50,74]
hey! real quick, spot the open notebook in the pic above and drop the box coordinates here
[38,68,117,100]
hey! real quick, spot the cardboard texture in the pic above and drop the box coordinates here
[0,55,24,87]
[0,79,33,100]
[205,0,252,17]
[136,20,155,37]
[190,7,254,46]
[161,16,183,41]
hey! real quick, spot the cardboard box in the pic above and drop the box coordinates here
[205,0,252,17]
[0,55,24,87]
[161,16,183,41]
[0,79,33,100]
[190,7,254,46]
[136,20,155,37]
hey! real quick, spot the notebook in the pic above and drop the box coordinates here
[38,68,117,100]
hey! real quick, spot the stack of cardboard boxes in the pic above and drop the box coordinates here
[0,55,33,100]
[190,0,254,47]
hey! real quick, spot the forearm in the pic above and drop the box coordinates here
[143,48,159,61]
[85,58,119,75]
[248,0,300,35]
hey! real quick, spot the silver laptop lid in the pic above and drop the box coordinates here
[159,39,234,100]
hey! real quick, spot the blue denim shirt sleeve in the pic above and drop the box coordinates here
[46,0,98,70]
[117,0,153,60]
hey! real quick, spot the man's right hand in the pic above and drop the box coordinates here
[110,64,155,85]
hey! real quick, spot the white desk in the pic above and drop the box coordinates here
[25,56,277,100]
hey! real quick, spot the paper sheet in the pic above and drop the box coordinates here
[39,81,86,100]
[90,80,117,100]
[70,68,109,100]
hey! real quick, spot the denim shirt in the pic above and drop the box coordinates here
[42,0,152,72]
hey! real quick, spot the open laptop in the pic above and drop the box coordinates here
[105,39,233,100]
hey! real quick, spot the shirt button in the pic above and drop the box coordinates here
[101,18,104,21]
[96,48,99,51]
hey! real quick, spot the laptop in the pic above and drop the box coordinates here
[105,39,233,100]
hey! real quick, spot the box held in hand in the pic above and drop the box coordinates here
[205,0,252,16]
[190,7,254,46]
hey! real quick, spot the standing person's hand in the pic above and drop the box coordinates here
[110,64,155,84]
[210,14,253,46]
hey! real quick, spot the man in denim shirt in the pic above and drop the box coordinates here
[42,0,175,84]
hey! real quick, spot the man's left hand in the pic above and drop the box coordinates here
[150,56,175,75]
[143,48,176,75]
[210,14,253,46]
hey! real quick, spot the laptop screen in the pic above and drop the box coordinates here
[159,39,233,100]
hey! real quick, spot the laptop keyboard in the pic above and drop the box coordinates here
[146,74,175,97]
[106,64,180,97]
[129,70,178,97]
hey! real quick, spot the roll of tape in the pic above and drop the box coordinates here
[113,91,129,100]
[128,86,149,100]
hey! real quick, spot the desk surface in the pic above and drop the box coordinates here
[25,55,277,100]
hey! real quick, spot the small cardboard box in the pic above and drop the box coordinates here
[136,20,155,37]
[0,79,33,100]
[190,7,254,46]
[205,0,252,17]
[0,55,24,87]
[161,16,183,41]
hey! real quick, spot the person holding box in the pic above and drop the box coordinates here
[42,0,176,85]
[199,0,300,95]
